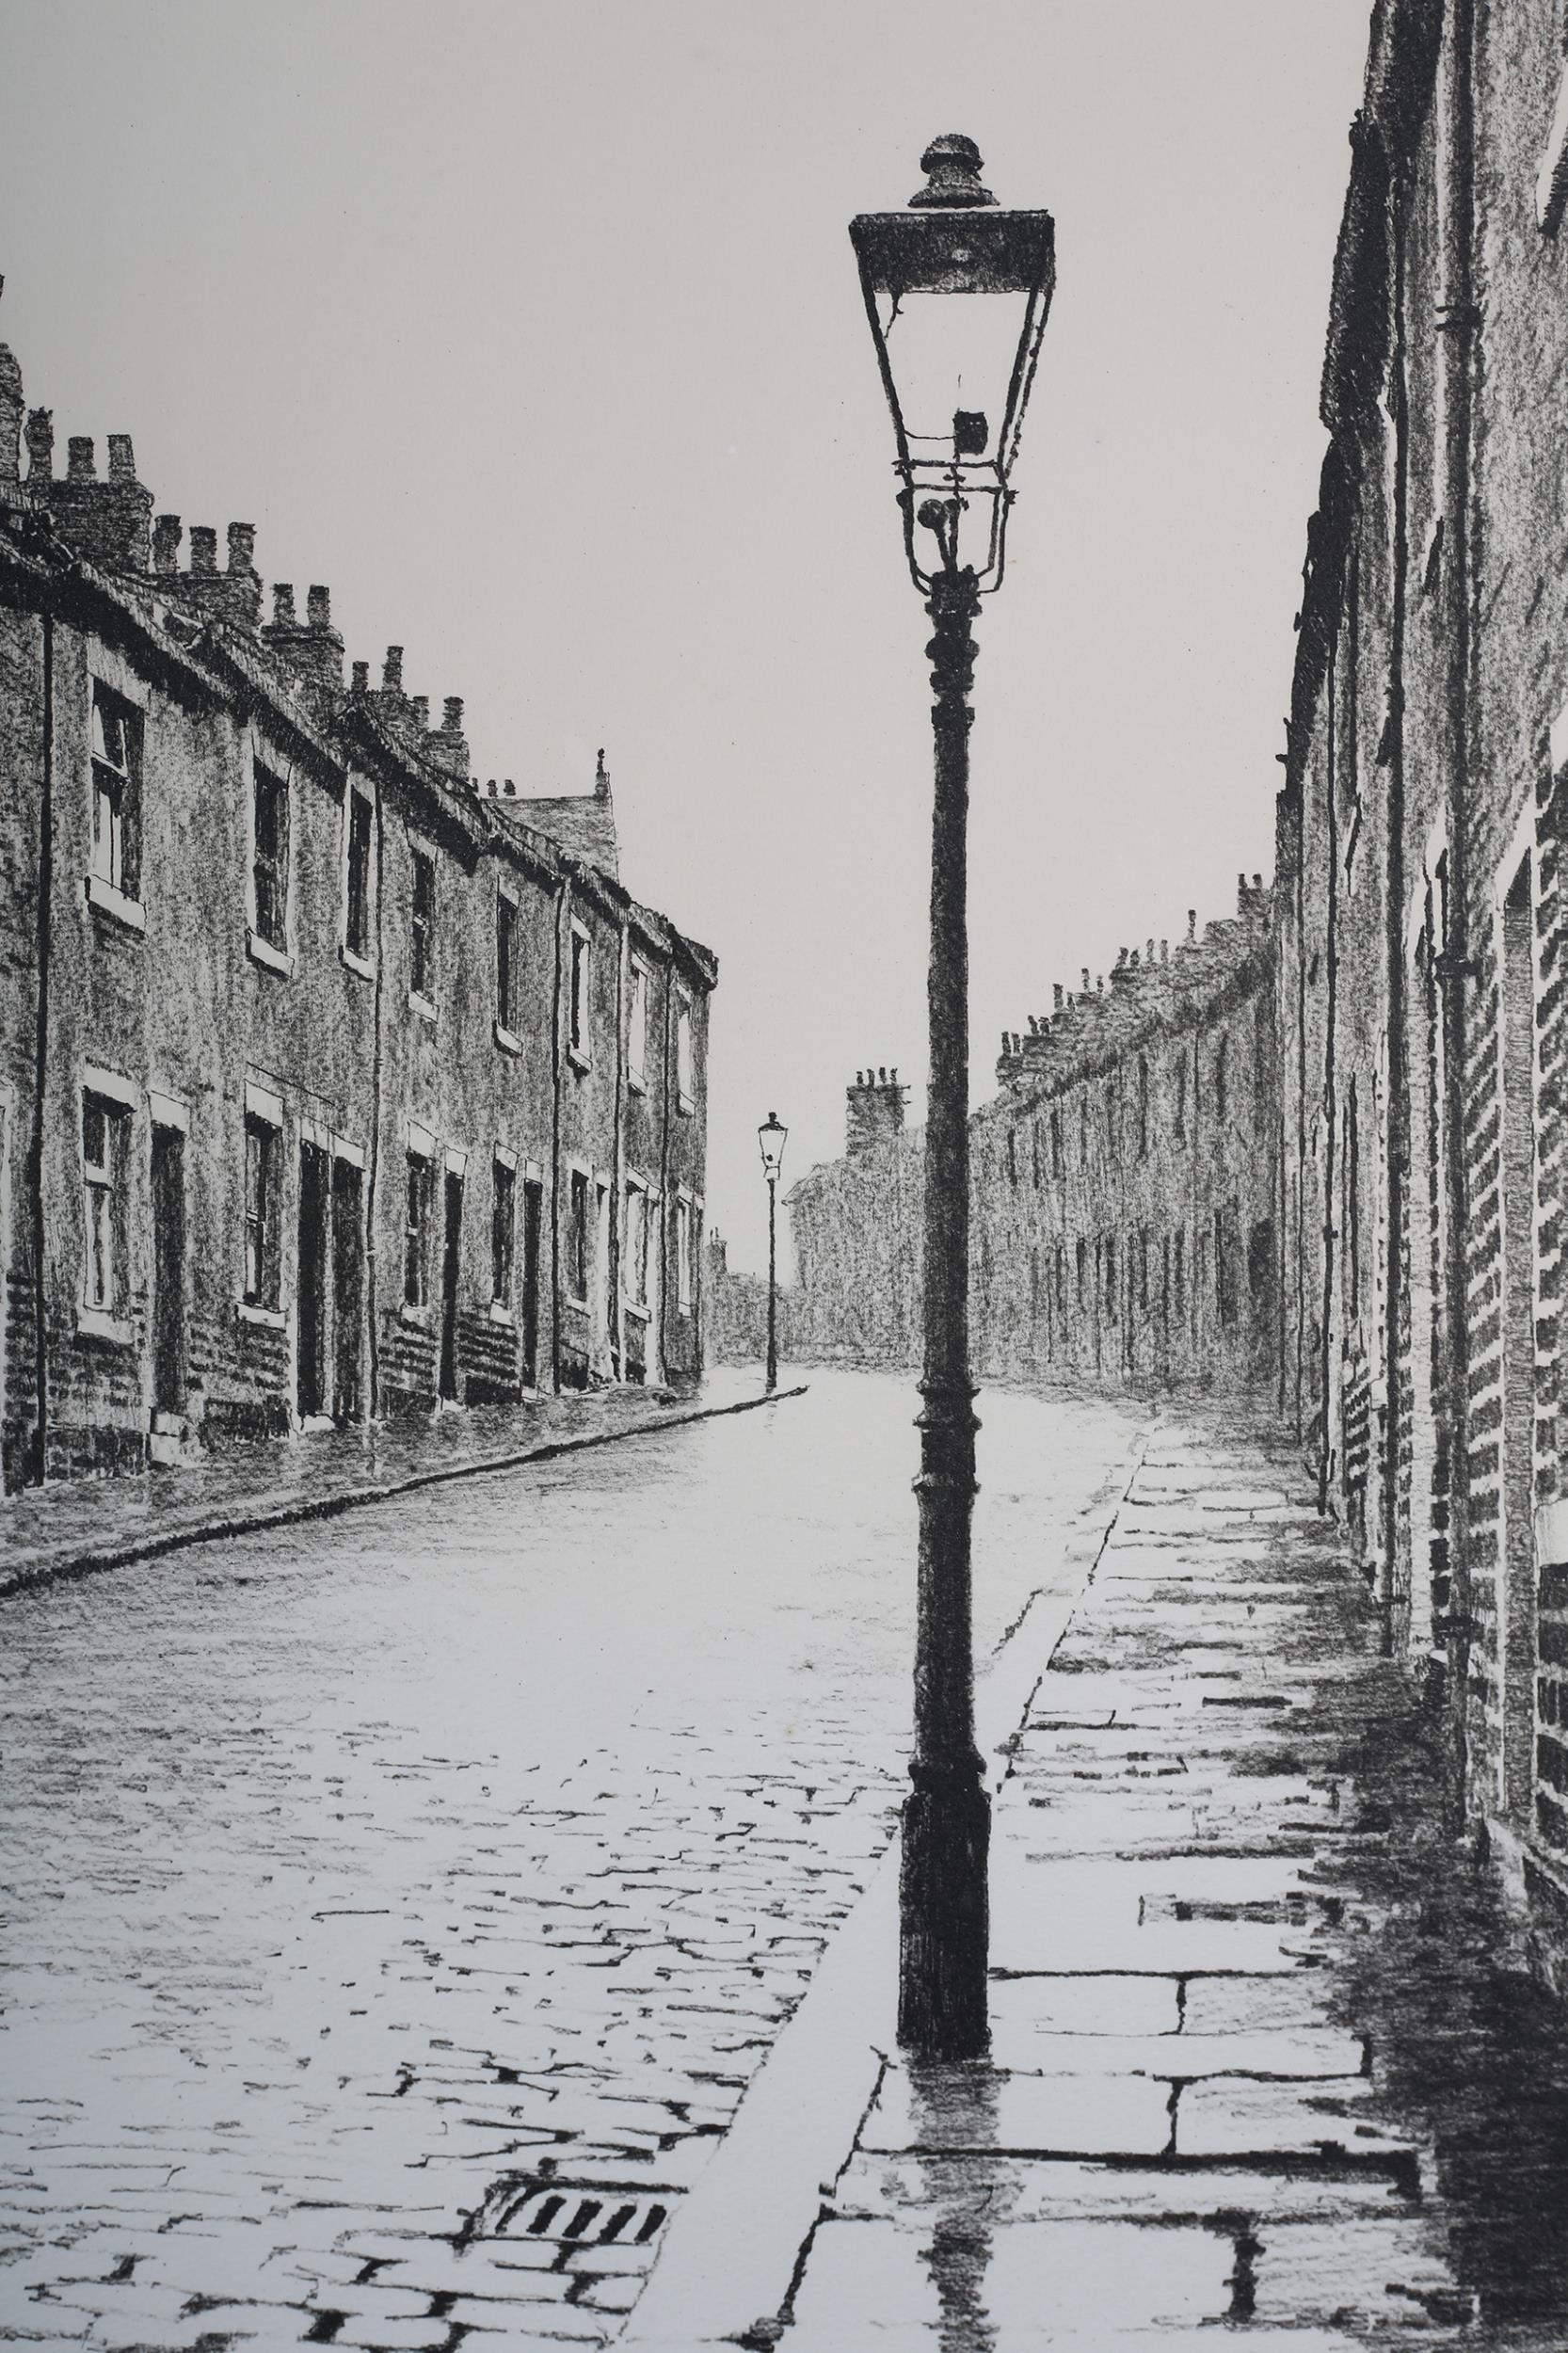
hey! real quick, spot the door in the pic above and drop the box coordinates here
[520,1176,542,1388]
[151,1122,185,1416]
[332,1157,363,1423]
[440,1170,464,1402]
[297,1141,329,1418]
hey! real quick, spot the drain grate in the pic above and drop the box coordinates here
[485,2184,671,2248]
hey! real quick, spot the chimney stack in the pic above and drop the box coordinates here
[24,408,53,482]
[596,746,611,800]
[351,660,369,696]
[227,521,255,574]
[382,645,403,694]
[107,434,136,483]
[0,284,21,487]
[442,696,463,735]
[411,695,429,728]
[190,526,217,575]
[1187,908,1197,942]
[67,436,95,483]
[152,515,182,574]
[307,584,331,629]
[272,583,296,628]
[1053,983,1064,1011]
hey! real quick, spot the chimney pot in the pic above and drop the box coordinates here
[227,521,255,574]
[24,408,53,481]
[505,779,517,797]
[411,695,429,728]
[1187,908,1197,940]
[1253,872,1262,892]
[1081,967,1091,993]
[106,433,136,483]
[1053,983,1064,1010]
[307,584,331,629]
[152,515,182,574]
[891,1067,898,1083]
[442,696,463,735]
[67,435,95,482]
[271,583,296,627]
[1160,938,1169,963]
[351,659,369,696]
[596,746,611,799]
[856,1071,863,1087]
[878,1065,887,1084]
[1146,938,1155,965]
[382,645,404,693]
[190,525,217,575]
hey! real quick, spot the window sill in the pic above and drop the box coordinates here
[677,1091,695,1116]
[488,1300,515,1327]
[494,1021,522,1056]
[567,1045,591,1076]
[400,1302,433,1328]
[409,990,438,1024]
[85,875,146,936]
[341,943,376,982]
[622,1300,651,1323]
[565,1292,590,1313]
[77,1305,133,1346]
[248,929,294,977]
[238,1299,286,1329]
[627,1071,648,1096]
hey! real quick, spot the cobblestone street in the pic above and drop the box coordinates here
[0,1371,1145,2348]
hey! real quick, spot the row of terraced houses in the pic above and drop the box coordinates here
[782,0,1568,1979]
[0,323,714,1492]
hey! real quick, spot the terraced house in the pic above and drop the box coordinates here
[0,325,714,1492]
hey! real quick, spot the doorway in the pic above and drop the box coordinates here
[151,1122,185,1417]
[332,1157,363,1422]
[440,1169,464,1402]
[520,1176,542,1388]
[297,1141,329,1419]
[1500,855,1536,1822]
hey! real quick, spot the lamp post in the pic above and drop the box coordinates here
[758,1112,787,1393]
[850,137,1054,2059]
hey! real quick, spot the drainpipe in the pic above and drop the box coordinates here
[364,772,385,1424]
[28,610,53,1484]
[1436,0,1477,1792]
[1319,604,1342,1519]
[1383,164,1413,1649]
[550,875,567,1393]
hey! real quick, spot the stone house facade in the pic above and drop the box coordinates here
[0,331,714,1492]
[1274,0,1568,1945]
[786,881,1277,1391]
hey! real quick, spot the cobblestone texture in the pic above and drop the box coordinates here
[0,1370,1144,2346]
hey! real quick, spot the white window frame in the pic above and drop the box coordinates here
[568,918,592,1071]
[408,838,438,1018]
[402,1130,436,1319]
[566,1157,593,1306]
[675,1190,694,1315]
[495,881,521,1050]
[248,743,295,976]
[341,782,376,979]
[87,680,146,935]
[676,991,695,1114]
[79,1067,136,1342]
[240,1090,286,1324]
[628,956,650,1094]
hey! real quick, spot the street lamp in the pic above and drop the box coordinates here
[851,137,1055,2059]
[758,1112,787,1394]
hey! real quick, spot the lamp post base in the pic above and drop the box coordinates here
[898,1754,990,2059]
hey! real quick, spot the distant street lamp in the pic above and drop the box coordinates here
[758,1112,787,1394]
[850,138,1055,2059]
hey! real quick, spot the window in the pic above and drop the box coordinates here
[624,1181,649,1308]
[404,1149,432,1308]
[1214,1034,1229,1124]
[569,923,591,1063]
[1175,1049,1188,1144]
[82,1092,129,1312]
[496,890,519,1036]
[345,790,374,962]
[677,996,695,1111]
[676,1195,694,1312]
[1175,1227,1187,1320]
[568,1168,590,1302]
[252,762,290,951]
[1139,1225,1150,1313]
[90,684,141,899]
[629,960,649,1091]
[410,848,435,1002]
[491,1157,516,1308]
[1050,1108,1064,1179]
[1076,1237,1087,1308]
[1216,1205,1238,1329]
[1079,1095,1089,1168]
[1105,1080,1117,1161]
[243,1112,282,1307]
[1344,1083,1361,1321]
[1006,1128,1017,1189]
[1137,1056,1149,1160]
[1105,1234,1118,1321]
[1032,1120,1041,1192]
[1054,1242,1066,1317]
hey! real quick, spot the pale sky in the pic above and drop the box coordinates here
[1,1,1370,1276]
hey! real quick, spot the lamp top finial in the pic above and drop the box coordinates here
[910,135,996,211]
